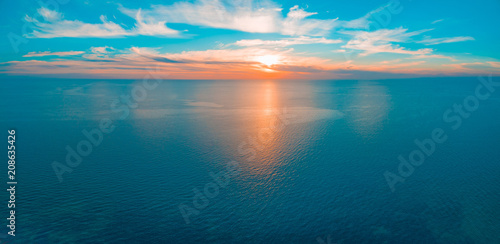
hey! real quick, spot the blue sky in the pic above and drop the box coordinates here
[1,0,499,79]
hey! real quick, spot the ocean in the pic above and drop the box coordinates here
[1,77,499,243]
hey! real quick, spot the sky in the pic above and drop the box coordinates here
[1,0,500,80]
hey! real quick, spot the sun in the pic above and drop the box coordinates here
[256,55,280,66]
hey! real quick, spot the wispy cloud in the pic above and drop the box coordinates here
[24,7,180,38]
[408,54,457,61]
[341,27,433,56]
[25,8,128,38]
[281,5,338,35]
[90,46,115,55]
[431,19,444,24]
[119,0,281,34]
[417,36,475,45]
[82,46,117,59]
[119,1,338,36]
[23,51,85,57]
[232,36,341,47]
[133,9,180,36]
[27,1,340,38]
[339,0,403,29]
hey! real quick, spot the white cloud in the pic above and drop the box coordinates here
[431,19,444,24]
[7,1,490,79]
[341,27,433,56]
[24,7,180,38]
[417,36,474,45]
[23,51,84,57]
[133,9,180,36]
[119,0,282,34]
[27,1,339,38]
[25,9,128,38]
[281,5,338,36]
[119,1,338,36]
[36,7,62,21]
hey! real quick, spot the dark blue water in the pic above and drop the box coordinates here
[1,77,499,243]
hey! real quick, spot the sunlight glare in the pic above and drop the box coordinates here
[256,55,280,66]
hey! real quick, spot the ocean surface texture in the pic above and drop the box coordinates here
[1,77,499,244]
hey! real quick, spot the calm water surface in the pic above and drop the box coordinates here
[0,77,499,243]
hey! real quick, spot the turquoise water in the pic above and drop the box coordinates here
[1,77,500,243]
